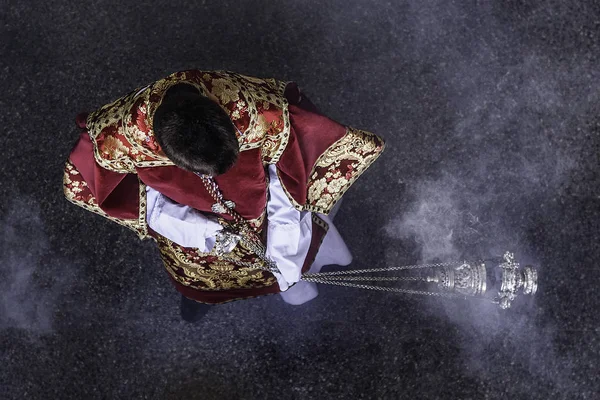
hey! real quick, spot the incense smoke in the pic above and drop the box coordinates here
[384,1,599,397]
[0,199,67,334]
[385,1,596,288]
[385,51,589,261]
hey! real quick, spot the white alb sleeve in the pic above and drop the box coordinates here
[145,186,223,252]
[265,165,313,291]
[144,171,313,292]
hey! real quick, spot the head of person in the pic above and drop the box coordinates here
[153,83,239,176]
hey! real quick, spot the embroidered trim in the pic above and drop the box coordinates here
[137,178,149,238]
[75,71,314,252]
[155,233,277,291]
[86,71,291,173]
[257,79,291,164]
[151,168,271,292]
[276,168,305,211]
[63,160,149,239]
[311,213,329,232]
[304,127,386,214]
[123,89,174,165]
[87,88,139,174]
[301,214,330,271]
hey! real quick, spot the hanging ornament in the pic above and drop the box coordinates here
[302,251,537,309]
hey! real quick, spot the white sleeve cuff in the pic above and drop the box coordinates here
[145,186,222,251]
[144,167,313,291]
[265,165,313,290]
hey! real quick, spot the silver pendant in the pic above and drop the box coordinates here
[214,230,241,255]
[211,203,227,214]
[211,200,236,214]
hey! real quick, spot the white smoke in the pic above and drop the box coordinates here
[383,1,599,397]
[0,199,68,334]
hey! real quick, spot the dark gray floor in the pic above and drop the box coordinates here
[1,1,599,399]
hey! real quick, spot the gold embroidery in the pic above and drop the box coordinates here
[304,127,385,214]
[63,160,149,239]
[78,70,292,246]
[155,233,277,291]
[136,71,291,158]
[101,136,129,159]
[211,78,241,104]
[87,86,146,173]
[87,71,291,173]
[311,213,329,231]
[137,179,149,238]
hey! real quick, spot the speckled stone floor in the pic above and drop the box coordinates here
[1,1,599,399]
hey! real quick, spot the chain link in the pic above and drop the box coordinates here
[196,173,474,299]
[304,261,463,277]
[301,277,463,298]
[198,174,248,227]
[197,173,279,274]
[305,275,428,282]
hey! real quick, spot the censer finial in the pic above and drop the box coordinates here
[496,251,538,309]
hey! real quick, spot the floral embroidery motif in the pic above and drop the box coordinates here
[155,231,277,291]
[101,135,129,159]
[211,78,241,104]
[86,71,291,175]
[305,127,385,214]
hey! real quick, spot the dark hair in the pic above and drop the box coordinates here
[153,83,239,175]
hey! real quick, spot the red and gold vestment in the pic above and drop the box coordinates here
[63,70,385,303]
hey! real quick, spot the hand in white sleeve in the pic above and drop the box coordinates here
[145,186,223,252]
[143,168,314,293]
[265,165,313,291]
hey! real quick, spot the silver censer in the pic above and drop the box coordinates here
[426,252,538,309]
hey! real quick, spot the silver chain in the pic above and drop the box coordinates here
[304,261,462,277]
[195,173,471,298]
[310,275,428,282]
[201,175,223,202]
[196,173,280,274]
[301,277,463,298]
[231,238,279,274]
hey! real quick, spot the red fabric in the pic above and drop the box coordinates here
[170,276,281,304]
[301,218,328,274]
[67,84,342,303]
[169,218,327,304]
[69,133,139,219]
[276,94,347,206]
[136,147,267,220]
[67,85,346,222]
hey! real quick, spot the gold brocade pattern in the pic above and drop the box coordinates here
[87,86,176,173]
[155,231,277,291]
[85,70,291,174]
[218,212,266,232]
[77,70,292,246]
[65,70,387,303]
[304,127,385,214]
[139,70,290,164]
[62,160,149,239]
